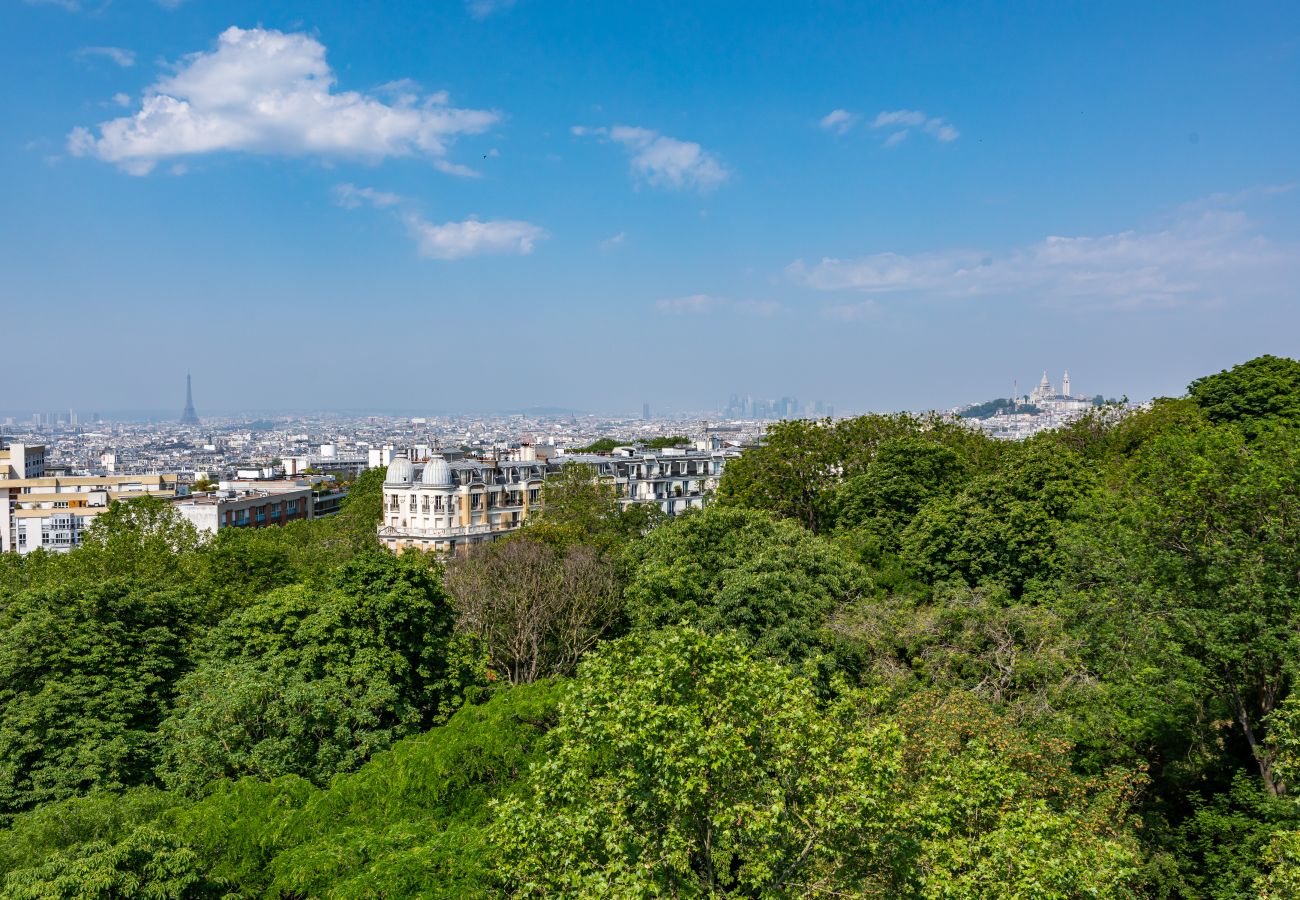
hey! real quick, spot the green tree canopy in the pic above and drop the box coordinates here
[623,506,870,668]
[900,440,1094,596]
[495,627,1143,898]
[159,552,468,793]
[1188,354,1300,433]
[0,581,203,821]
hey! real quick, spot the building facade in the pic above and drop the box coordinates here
[378,444,735,555]
[173,482,316,535]
[0,443,180,554]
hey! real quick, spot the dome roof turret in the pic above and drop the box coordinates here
[386,456,414,485]
[421,455,453,486]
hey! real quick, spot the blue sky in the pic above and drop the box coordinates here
[3,0,1298,415]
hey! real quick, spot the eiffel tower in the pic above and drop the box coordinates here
[180,373,201,426]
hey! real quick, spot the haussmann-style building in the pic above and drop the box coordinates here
[378,441,737,555]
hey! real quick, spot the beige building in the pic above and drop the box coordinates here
[0,444,180,554]
[378,443,736,555]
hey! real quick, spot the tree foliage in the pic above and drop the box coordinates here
[623,506,870,668]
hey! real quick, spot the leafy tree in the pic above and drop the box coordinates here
[0,788,184,879]
[715,417,845,531]
[74,495,204,587]
[568,438,620,453]
[495,628,1143,898]
[718,414,1002,533]
[831,435,969,538]
[1,826,221,899]
[1172,773,1300,900]
[623,506,870,668]
[900,440,1093,596]
[0,581,202,821]
[644,434,689,449]
[1188,354,1300,434]
[159,552,468,792]
[828,582,1095,726]
[1079,424,1300,796]
[0,683,566,898]
[526,461,662,549]
[447,538,622,685]
[493,628,905,896]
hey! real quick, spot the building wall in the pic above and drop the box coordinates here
[0,473,178,554]
[378,448,735,556]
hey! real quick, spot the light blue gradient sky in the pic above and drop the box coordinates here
[3,0,1298,415]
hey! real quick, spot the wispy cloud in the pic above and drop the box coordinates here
[69,27,497,175]
[599,231,626,250]
[819,109,858,135]
[333,183,404,210]
[787,198,1299,311]
[871,109,959,145]
[655,294,781,316]
[466,0,516,19]
[333,183,544,260]
[573,124,730,193]
[403,213,546,260]
[76,46,136,67]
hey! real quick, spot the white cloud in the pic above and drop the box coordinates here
[655,294,780,316]
[76,46,136,67]
[819,109,858,135]
[599,231,626,250]
[402,213,546,260]
[69,26,498,175]
[333,183,404,209]
[871,108,959,146]
[111,92,131,107]
[574,124,729,193]
[787,203,1299,311]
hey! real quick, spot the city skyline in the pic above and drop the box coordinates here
[3,1,1298,412]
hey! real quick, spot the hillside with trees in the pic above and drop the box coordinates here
[3,356,1300,898]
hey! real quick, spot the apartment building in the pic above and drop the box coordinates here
[172,482,315,535]
[0,444,180,554]
[378,443,736,555]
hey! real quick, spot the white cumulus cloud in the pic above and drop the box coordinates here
[69,26,498,175]
[787,202,1299,311]
[871,108,959,145]
[402,213,546,260]
[574,124,729,193]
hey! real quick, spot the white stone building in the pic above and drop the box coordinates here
[378,443,736,555]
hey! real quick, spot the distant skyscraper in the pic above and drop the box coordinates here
[643,402,651,420]
[180,373,201,426]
